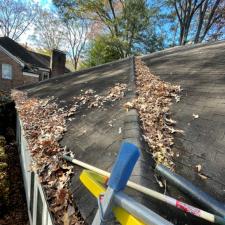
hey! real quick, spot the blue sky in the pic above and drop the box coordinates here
[19,0,54,45]
[34,0,53,9]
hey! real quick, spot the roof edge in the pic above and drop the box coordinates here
[0,45,24,67]
[140,39,225,60]
[16,57,132,91]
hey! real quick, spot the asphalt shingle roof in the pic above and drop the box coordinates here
[18,40,225,225]
[142,40,225,215]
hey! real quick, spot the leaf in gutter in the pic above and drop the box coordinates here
[134,59,182,168]
[164,117,177,125]
[11,90,84,224]
[56,188,69,206]
[124,101,134,109]
[67,204,75,217]
[62,212,70,225]
[165,125,184,134]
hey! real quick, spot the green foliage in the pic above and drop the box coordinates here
[120,0,150,55]
[81,35,124,68]
[134,31,164,55]
[54,0,165,67]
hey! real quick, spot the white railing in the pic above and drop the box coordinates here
[17,117,53,225]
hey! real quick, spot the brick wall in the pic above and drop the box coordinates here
[0,51,38,91]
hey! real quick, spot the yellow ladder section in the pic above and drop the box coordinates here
[80,170,146,225]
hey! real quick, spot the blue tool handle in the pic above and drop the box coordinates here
[108,142,140,192]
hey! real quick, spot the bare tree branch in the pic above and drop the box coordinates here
[0,0,36,41]
[173,0,206,45]
[64,19,89,70]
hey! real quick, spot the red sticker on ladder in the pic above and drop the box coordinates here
[176,200,201,216]
[99,195,104,203]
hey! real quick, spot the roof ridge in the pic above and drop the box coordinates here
[140,39,225,60]
[17,57,132,90]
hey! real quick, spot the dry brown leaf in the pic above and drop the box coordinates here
[132,59,181,168]
[11,83,128,225]
[154,175,164,188]
[195,164,202,172]
[193,113,199,119]
[70,83,127,113]
[164,118,177,125]
[124,101,134,109]
[11,90,82,225]
[198,173,208,180]
[62,212,70,225]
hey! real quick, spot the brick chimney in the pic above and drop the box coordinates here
[50,49,66,77]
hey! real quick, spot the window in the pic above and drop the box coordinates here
[2,64,12,79]
[43,72,49,80]
[42,72,49,80]
[39,72,49,81]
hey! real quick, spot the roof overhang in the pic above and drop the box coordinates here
[0,45,25,67]
[37,67,50,72]
[23,71,39,78]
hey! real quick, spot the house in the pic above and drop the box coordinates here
[14,40,225,225]
[0,37,68,91]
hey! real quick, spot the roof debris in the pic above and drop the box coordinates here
[11,90,83,225]
[192,113,199,119]
[195,164,208,180]
[198,173,208,180]
[67,83,127,117]
[124,58,182,169]
[11,82,127,225]
[195,164,202,173]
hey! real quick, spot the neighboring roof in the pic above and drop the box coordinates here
[0,37,71,73]
[28,51,51,68]
[0,36,48,69]
[18,40,225,225]
[28,51,71,73]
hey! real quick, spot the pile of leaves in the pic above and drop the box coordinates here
[125,59,182,169]
[11,90,83,225]
[11,82,127,225]
[68,83,127,116]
